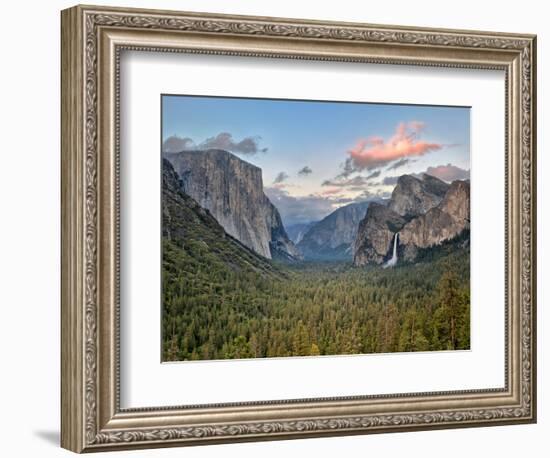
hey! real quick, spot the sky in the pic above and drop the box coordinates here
[162,95,470,226]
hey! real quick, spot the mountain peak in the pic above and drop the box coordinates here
[389,173,450,218]
[420,173,451,193]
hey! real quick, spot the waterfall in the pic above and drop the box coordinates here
[383,233,399,268]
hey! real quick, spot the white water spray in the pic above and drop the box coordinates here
[383,233,399,268]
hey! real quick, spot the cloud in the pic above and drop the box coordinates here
[273,171,290,184]
[264,187,338,226]
[332,197,355,205]
[162,132,267,155]
[354,189,392,201]
[322,176,369,189]
[298,166,313,176]
[366,170,381,180]
[321,174,381,192]
[336,158,355,179]
[321,188,343,196]
[386,158,412,171]
[200,132,267,155]
[382,163,469,187]
[323,176,360,187]
[424,163,470,182]
[347,121,443,171]
[265,184,391,226]
[162,135,195,153]
[382,176,400,186]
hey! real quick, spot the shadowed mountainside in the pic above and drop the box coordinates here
[297,201,373,261]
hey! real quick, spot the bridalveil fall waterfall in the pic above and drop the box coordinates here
[384,233,399,269]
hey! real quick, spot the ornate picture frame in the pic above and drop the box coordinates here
[61,4,536,453]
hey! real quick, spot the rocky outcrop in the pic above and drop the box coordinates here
[353,174,470,266]
[439,180,470,223]
[388,174,449,218]
[353,202,407,265]
[164,149,300,261]
[399,180,470,259]
[297,201,372,260]
[268,208,303,262]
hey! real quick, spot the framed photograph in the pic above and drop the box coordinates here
[61,4,537,453]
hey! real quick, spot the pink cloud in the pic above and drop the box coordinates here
[270,181,300,190]
[271,183,288,189]
[321,188,343,196]
[425,163,470,182]
[348,121,442,170]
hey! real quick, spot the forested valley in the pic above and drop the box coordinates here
[161,157,470,361]
[162,236,470,361]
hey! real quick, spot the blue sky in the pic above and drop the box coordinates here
[162,95,470,226]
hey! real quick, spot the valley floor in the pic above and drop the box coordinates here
[162,238,470,361]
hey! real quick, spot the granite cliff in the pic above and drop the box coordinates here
[398,180,470,260]
[353,174,470,266]
[353,202,407,266]
[387,173,449,218]
[162,159,280,276]
[164,149,301,261]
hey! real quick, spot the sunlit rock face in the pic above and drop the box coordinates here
[388,174,449,218]
[353,174,470,266]
[399,179,470,259]
[164,149,300,261]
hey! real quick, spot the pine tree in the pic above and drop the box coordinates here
[292,321,311,356]
[436,263,461,350]
[310,343,321,356]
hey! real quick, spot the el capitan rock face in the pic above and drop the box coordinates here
[353,174,470,266]
[164,149,300,261]
[297,201,371,260]
[162,159,279,276]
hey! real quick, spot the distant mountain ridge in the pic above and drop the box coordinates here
[297,201,373,261]
[353,174,470,266]
[164,149,301,261]
[286,221,318,245]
